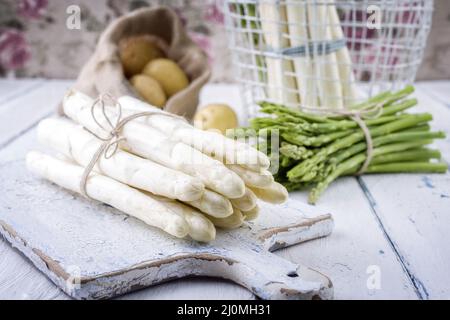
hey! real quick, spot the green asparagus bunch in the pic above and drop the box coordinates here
[247,85,448,204]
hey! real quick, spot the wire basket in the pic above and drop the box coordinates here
[223,0,433,120]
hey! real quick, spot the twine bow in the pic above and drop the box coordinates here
[298,99,385,175]
[79,93,182,198]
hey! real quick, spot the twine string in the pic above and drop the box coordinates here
[297,99,386,175]
[351,115,374,175]
[79,94,182,198]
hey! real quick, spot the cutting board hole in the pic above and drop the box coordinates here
[287,271,298,278]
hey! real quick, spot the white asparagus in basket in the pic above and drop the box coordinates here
[328,0,359,106]
[62,91,245,199]
[26,151,190,239]
[117,95,270,170]
[38,118,233,218]
[259,0,299,105]
[307,1,343,108]
[285,1,318,107]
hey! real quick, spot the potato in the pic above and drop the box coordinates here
[193,103,238,134]
[119,37,165,77]
[130,74,167,108]
[142,58,189,97]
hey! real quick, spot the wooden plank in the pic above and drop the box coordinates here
[0,85,69,299]
[276,182,418,299]
[0,240,67,300]
[355,84,450,299]
[416,81,450,109]
[0,80,70,299]
[0,80,73,148]
[0,79,44,107]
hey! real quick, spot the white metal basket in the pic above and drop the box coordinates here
[223,0,433,120]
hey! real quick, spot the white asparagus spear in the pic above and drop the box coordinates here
[243,205,260,221]
[230,188,257,212]
[26,151,189,238]
[37,118,205,202]
[307,2,343,108]
[226,164,274,188]
[62,91,246,199]
[180,207,216,242]
[250,182,288,204]
[150,195,216,242]
[259,0,299,105]
[185,189,233,218]
[207,207,245,229]
[286,1,318,108]
[117,95,270,170]
[328,0,360,106]
[55,153,73,162]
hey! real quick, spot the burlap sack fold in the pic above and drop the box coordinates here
[65,6,211,120]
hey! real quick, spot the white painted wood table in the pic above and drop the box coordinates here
[0,79,449,300]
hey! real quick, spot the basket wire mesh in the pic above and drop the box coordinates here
[223,0,433,121]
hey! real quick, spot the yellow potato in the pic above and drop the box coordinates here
[142,58,189,97]
[119,37,165,77]
[193,103,238,134]
[130,74,167,108]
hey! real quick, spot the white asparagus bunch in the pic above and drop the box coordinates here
[37,118,233,218]
[27,90,289,242]
[63,91,245,199]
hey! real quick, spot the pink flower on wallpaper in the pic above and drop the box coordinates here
[189,32,212,63]
[0,29,31,71]
[204,3,224,25]
[18,0,48,19]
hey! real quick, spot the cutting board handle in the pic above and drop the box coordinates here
[220,248,333,300]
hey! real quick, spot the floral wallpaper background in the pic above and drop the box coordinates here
[0,0,233,81]
[0,0,448,81]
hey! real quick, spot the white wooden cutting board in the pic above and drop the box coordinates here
[0,158,334,300]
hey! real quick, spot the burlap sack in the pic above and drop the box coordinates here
[65,6,211,120]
